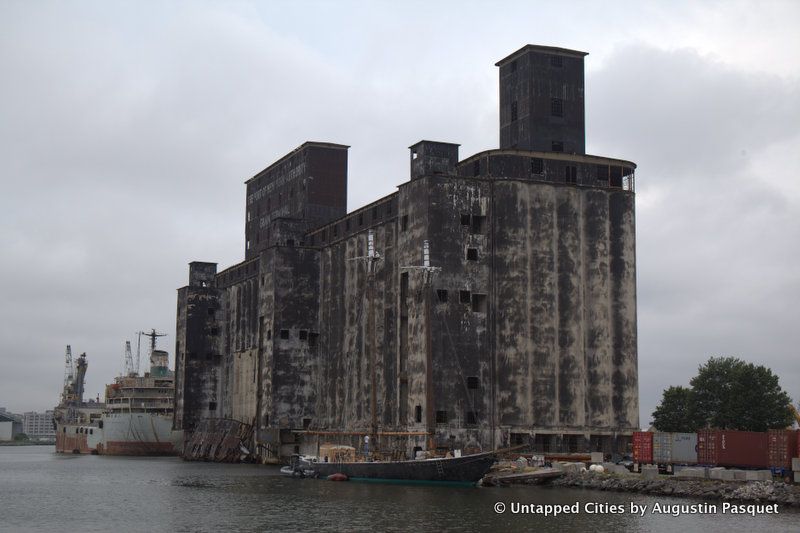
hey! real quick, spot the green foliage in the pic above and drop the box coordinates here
[651,386,696,432]
[652,356,793,432]
[13,433,29,442]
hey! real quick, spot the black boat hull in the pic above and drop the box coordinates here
[312,451,496,484]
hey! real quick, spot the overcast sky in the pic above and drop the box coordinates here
[1,1,798,428]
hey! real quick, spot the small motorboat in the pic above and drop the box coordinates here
[280,454,317,478]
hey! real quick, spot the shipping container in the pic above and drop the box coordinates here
[697,430,768,468]
[632,431,653,464]
[651,432,698,464]
[767,429,798,469]
[672,432,698,464]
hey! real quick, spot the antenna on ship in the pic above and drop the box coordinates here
[137,329,167,370]
[135,329,166,374]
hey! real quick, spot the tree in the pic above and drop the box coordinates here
[652,356,793,432]
[652,386,696,432]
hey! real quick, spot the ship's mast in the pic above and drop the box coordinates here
[349,230,382,443]
[401,240,441,451]
[137,329,166,372]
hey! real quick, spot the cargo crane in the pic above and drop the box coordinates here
[61,345,74,404]
[123,341,135,377]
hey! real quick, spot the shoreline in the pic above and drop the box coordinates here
[541,471,800,508]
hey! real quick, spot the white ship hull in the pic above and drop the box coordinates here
[97,413,182,456]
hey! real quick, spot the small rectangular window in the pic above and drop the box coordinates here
[470,215,486,235]
[286,238,295,246]
[565,166,577,184]
[372,206,378,220]
[473,160,480,176]
[280,329,290,340]
[346,219,351,230]
[303,418,311,429]
[333,225,338,237]
[551,98,563,117]
[460,214,471,226]
[466,248,478,261]
[531,158,543,175]
[401,215,409,231]
[471,293,487,313]
[552,141,563,153]
[210,327,219,336]
[436,289,448,303]
[550,55,563,68]
[267,329,272,340]
[459,290,471,304]
[208,401,217,411]
[467,376,479,389]
[511,101,518,122]
[596,164,609,183]
[299,330,308,341]
[208,307,215,316]
[358,213,364,226]
[414,405,422,423]
[435,410,448,424]
[308,332,319,347]
[466,411,477,425]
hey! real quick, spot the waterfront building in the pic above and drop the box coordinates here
[23,411,56,441]
[175,45,639,460]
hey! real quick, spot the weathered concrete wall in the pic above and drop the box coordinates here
[491,180,639,434]
[174,262,222,433]
[315,219,398,432]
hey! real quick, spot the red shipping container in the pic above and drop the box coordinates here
[796,429,800,459]
[767,429,798,469]
[697,430,768,468]
[632,431,653,464]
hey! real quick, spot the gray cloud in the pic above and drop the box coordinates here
[1,2,797,429]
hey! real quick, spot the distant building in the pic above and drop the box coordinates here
[0,409,23,441]
[175,44,639,460]
[23,411,55,441]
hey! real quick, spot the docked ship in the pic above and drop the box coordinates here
[54,332,182,455]
[53,348,105,454]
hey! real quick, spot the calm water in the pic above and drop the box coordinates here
[0,446,797,532]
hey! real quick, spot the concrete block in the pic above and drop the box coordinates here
[591,452,604,464]
[641,465,659,480]
[719,470,736,481]
[792,457,800,472]
[675,467,707,479]
[733,470,747,480]
[709,468,726,480]
[745,470,772,482]
[794,472,800,483]
[562,462,581,473]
